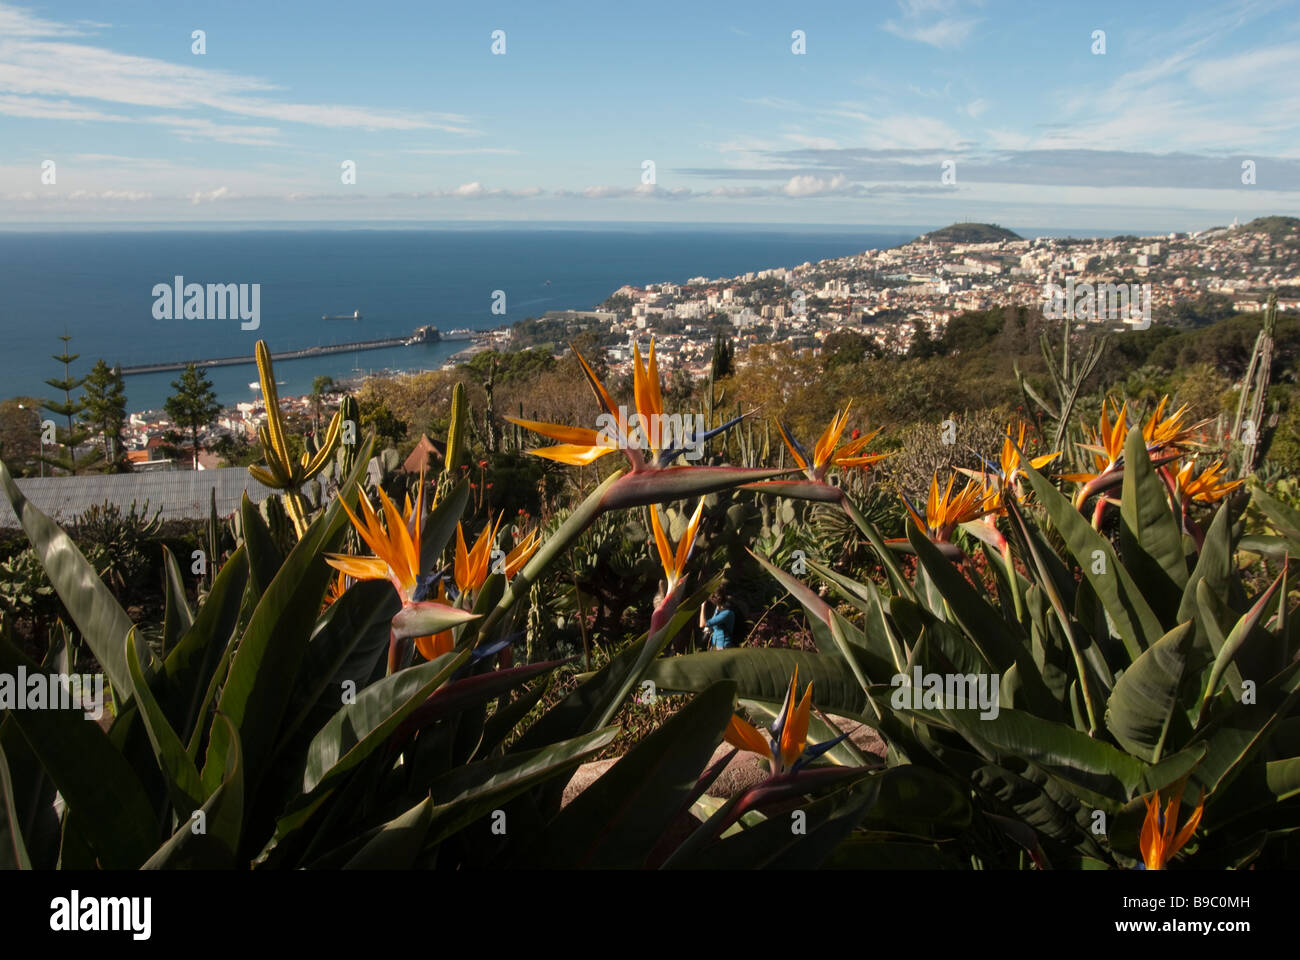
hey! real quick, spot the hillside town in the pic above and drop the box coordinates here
[563,216,1300,385]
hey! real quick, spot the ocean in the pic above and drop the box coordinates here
[0,225,917,411]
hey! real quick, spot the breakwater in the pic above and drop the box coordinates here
[119,326,440,376]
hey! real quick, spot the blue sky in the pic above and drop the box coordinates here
[2,0,1298,230]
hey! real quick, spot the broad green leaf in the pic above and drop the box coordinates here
[1197,573,1283,726]
[423,726,619,848]
[343,796,434,869]
[160,544,195,655]
[1119,426,1188,617]
[1177,502,1236,641]
[900,702,1148,809]
[126,629,204,816]
[240,491,283,598]
[143,714,243,869]
[302,650,468,795]
[0,741,31,869]
[1105,620,1195,762]
[643,648,869,719]
[162,546,248,745]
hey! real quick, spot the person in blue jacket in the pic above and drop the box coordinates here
[699,591,735,650]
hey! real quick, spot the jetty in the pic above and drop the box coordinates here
[119,325,441,376]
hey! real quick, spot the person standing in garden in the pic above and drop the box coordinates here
[699,591,735,650]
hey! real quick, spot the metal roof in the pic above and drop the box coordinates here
[0,467,277,528]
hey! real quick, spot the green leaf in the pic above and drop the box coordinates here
[526,679,737,868]
[900,701,1148,809]
[143,713,243,869]
[1119,426,1188,618]
[240,491,283,597]
[343,797,434,869]
[643,648,870,719]
[0,457,135,701]
[1022,457,1164,662]
[0,640,157,868]
[1197,573,1283,726]
[162,546,248,745]
[423,727,619,848]
[126,629,205,816]
[277,578,397,753]
[302,650,468,795]
[0,741,32,869]
[477,676,552,759]
[1177,502,1236,641]
[1105,620,1194,762]
[160,545,195,655]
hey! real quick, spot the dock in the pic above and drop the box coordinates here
[118,325,442,376]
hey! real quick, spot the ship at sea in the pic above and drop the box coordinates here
[322,309,363,321]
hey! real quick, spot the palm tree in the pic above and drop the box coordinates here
[311,375,335,436]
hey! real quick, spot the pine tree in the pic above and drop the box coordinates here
[164,364,220,470]
[81,359,129,472]
[42,334,97,475]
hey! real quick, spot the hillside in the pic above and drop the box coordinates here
[1244,216,1300,242]
[919,222,1023,243]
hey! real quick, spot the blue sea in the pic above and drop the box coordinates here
[0,224,918,411]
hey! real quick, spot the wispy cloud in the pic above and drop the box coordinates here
[881,0,980,49]
[0,2,477,142]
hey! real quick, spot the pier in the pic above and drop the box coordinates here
[118,325,442,376]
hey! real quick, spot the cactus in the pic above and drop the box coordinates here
[1232,293,1277,477]
[247,340,344,538]
[445,381,468,475]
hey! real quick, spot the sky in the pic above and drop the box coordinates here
[1,0,1298,231]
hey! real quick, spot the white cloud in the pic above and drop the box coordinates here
[883,17,978,49]
[188,186,232,204]
[782,173,849,197]
[0,3,99,38]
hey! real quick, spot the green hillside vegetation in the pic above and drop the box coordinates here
[919,222,1023,243]
[1244,215,1300,241]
